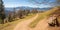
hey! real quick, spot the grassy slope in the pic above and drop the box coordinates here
[0,14,36,30]
[29,8,57,28]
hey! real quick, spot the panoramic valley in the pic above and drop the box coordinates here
[0,0,60,30]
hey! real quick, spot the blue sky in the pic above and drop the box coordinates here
[3,0,56,8]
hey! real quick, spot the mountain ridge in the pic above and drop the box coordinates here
[5,6,52,11]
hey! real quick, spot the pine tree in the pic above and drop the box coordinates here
[0,0,5,24]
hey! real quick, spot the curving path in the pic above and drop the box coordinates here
[14,14,38,30]
[14,14,60,30]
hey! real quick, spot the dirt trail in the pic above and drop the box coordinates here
[14,14,38,30]
[29,17,60,30]
[28,18,48,30]
[14,14,60,30]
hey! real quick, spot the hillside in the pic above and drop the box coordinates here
[0,14,36,30]
[29,7,60,28]
[2,7,60,30]
[12,7,60,30]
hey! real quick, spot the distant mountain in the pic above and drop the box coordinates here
[5,6,52,11]
[38,8,51,10]
[5,6,52,16]
[5,8,14,11]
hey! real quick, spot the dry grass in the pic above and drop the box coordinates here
[0,14,36,30]
[29,9,57,28]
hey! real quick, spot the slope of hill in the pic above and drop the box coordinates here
[29,7,59,28]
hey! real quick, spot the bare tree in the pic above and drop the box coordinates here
[56,0,60,3]
[13,8,16,20]
[29,0,60,6]
[17,10,23,19]
[31,9,38,14]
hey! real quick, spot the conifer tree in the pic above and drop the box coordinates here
[0,0,5,24]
